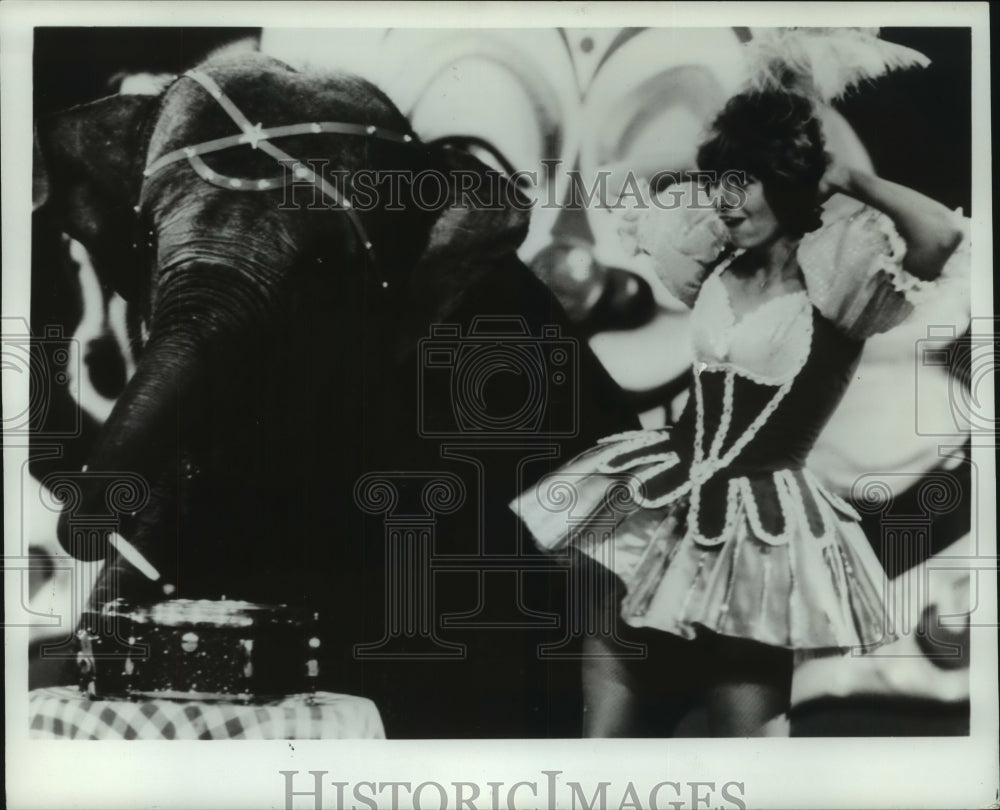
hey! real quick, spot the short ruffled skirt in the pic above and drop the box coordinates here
[510,429,894,653]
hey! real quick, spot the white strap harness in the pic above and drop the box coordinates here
[142,70,419,274]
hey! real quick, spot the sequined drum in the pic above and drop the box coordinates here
[76,599,321,702]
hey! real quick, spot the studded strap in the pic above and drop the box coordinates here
[142,69,420,286]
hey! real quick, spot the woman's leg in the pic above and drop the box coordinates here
[704,679,790,736]
[576,551,703,737]
[581,632,644,737]
[575,552,647,737]
[703,634,794,737]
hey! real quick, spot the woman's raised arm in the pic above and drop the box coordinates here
[823,162,965,281]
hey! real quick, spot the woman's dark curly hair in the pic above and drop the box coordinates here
[697,90,829,237]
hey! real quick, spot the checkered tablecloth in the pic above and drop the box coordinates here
[29,687,385,739]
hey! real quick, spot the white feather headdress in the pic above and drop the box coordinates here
[744,27,931,102]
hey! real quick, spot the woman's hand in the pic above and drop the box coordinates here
[818,153,853,201]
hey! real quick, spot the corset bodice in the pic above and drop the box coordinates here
[674,308,863,477]
[668,267,865,483]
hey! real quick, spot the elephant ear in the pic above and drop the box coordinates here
[34,94,160,249]
[408,146,531,321]
[34,93,162,300]
[419,146,530,261]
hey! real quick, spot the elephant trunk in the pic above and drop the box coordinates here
[56,255,287,561]
[55,329,195,559]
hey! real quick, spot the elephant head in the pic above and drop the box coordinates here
[33,52,531,570]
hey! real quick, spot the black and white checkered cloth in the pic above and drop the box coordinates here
[29,687,385,739]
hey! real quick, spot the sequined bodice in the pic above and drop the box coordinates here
[674,266,865,478]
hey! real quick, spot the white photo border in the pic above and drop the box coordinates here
[3,3,995,809]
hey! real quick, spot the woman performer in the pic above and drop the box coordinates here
[511,62,969,736]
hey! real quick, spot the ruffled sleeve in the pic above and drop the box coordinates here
[798,193,970,340]
[633,181,730,308]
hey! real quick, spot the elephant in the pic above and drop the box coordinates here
[32,51,638,737]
